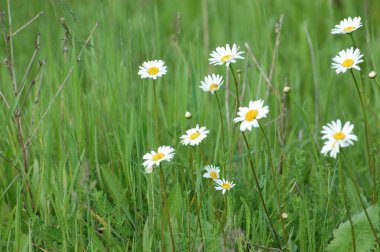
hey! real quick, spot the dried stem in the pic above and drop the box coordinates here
[11,11,43,37]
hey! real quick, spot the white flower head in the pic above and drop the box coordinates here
[142,146,175,172]
[180,124,209,146]
[321,139,340,159]
[138,60,167,79]
[233,99,269,131]
[214,178,235,194]
[203,165,220,180]
[331,47,363,74]
[199,74,224,94]
[209,44,244,67]
[331,17,362,34]
[321,119,358,148]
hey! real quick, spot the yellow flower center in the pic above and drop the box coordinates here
[333,132,346,140]
[152,153,165,161]
[245,109,259,122]
[210,171,218,179]
[209,84,219,91]
[221,183,231,189]
[344,26,355,32]
[342,59,354,67]
[221,54,232,63]
[189,131,201,140]
[147,67,159,75]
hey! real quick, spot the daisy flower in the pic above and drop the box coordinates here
[331,17,362,34]
[233,99,269,131]
[142,146,175,172]
[331,47,363,74]
[138,60,167,79]
[321,139,340,159]
[180,124,209,146]
[209,44,244,66]
[214,178,235,194]
[203,165,220,180]
[199,74,224,94]
[321,119,358,148]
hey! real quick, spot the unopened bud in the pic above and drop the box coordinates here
[185,111,192,119]
[369,71,377,79]
[283,86,291,93]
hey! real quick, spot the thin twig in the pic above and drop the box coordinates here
[11,11,43,37]
[267,15,284,99]
[26,67,74,146]
[76,22,98,62]
[18,33,40,94]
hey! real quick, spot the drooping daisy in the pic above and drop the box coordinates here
[209,44,244,66]
[199,74,224,94]
[142,146,175,172]
[180,124,209,146]
[331,17,362,34]
[138,60,167,79]
[203,165,220,180]
[214,178,235,194]
[321,139,340,159]
[233,99,269,131]
[321,120,358,148]
[331,47,363,74]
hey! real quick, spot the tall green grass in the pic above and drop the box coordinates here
[0,0,379,251]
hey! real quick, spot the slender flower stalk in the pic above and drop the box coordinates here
[229,64,240,109]
[349,70,373,199]
[342,151,380,247]
[348,34,376,203]
[241,132,282,248]
[258,123,288,248]
[215,92,227,174]
[188,147,204,244]
[338,154,356,252]
[158,165,176,251]
[153,80,160,145]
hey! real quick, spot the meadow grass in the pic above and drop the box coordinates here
[1,0,380,251]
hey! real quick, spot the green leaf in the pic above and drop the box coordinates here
[326,206,379,252]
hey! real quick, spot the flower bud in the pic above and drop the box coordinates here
[283,86,291,93]
[369,71,377,79]
[281,212,288,219]
[185,111,192,119]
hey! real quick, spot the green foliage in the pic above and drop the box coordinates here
[326,206,379,252]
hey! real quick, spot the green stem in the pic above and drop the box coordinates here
[258,123,288,249]
[229,64,240,109]
[338,154,356,252]
[241,132,282,249]
[153,80,160,145]
[342,151,380,247]
[189,148,204,246]
[349,70,373,201]
[159,165,176,251]
[373,78,380,94]
[215,92,227,176]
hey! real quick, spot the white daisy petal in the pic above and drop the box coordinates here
[180,124,210,146]
[202,165,220,180]
[138,60,167,79]
[214,178,235,194]
[331,47,364,74]
[199,74,224,94]
[320,119,357,158]
[208,43,244,66]
[142,145,175,173]
[331,16,362,34]
[233,99,269,132]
